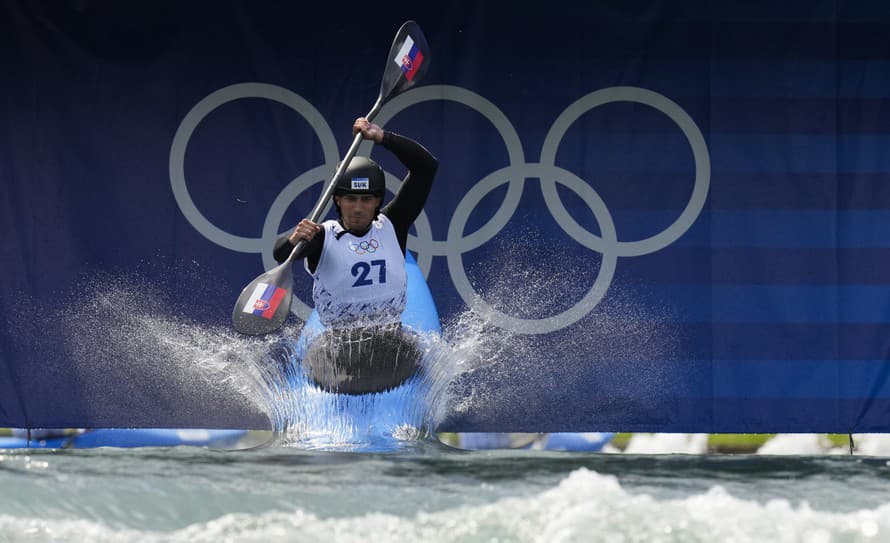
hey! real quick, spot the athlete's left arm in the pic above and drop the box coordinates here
[379,132,438,240]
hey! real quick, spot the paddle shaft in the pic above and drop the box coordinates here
[231,20,429,336]
[283,96,385,265]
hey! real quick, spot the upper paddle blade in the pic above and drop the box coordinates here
[379,21,430,102]
[231,261,294,335]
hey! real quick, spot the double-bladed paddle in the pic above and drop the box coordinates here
[232,21,430,335]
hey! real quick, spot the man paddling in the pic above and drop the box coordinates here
[273,117,437,394]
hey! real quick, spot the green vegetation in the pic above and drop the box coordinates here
[604,433,854,453]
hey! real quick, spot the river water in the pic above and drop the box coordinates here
[2,444,890,542]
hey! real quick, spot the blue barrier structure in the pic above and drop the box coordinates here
[0,429,251,449]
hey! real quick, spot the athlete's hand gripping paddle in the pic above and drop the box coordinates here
[232,21,430,335]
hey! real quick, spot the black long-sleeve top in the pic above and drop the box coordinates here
[273,131,438,273]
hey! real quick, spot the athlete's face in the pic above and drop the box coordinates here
[336,193,382,231]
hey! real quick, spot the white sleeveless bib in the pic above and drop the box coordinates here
[307,214,407,327]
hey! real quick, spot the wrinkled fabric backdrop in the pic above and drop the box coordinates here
[3,1,890,432]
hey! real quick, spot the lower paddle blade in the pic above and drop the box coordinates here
[231,261,294,335]
[379,21,430,102]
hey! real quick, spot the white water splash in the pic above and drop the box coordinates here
[435,229,682,439]
[40,246,677,451]
[756,434,842,456]
[52,274,283,427]
[753,434,890,456]
[257,333,453,451]
[621,433,709,455]
[259,310,515,451]
[49,271,495,451]
[854,434,890,456]
[50,278,445,451]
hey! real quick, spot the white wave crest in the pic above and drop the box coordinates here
[3,468,889,543]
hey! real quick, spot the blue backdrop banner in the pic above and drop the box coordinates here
[3,1,890,432]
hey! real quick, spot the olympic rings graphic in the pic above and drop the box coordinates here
[349,239,379,255]
[170,83,710,334]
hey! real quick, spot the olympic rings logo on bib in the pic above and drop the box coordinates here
[349,239,379,255]
[170,83,710,333]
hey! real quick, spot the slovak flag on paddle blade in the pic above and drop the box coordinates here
[393,36,424,81]
[242,282,287,319]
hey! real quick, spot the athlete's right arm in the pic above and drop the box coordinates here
[273,221,324,272]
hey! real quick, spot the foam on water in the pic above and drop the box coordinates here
[757,434,846,456]
[621,433,709,455]
[755,434,890,456]
[2,467,889,543]
[855,435,890,456]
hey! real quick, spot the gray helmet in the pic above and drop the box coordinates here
[333,157,385,197]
